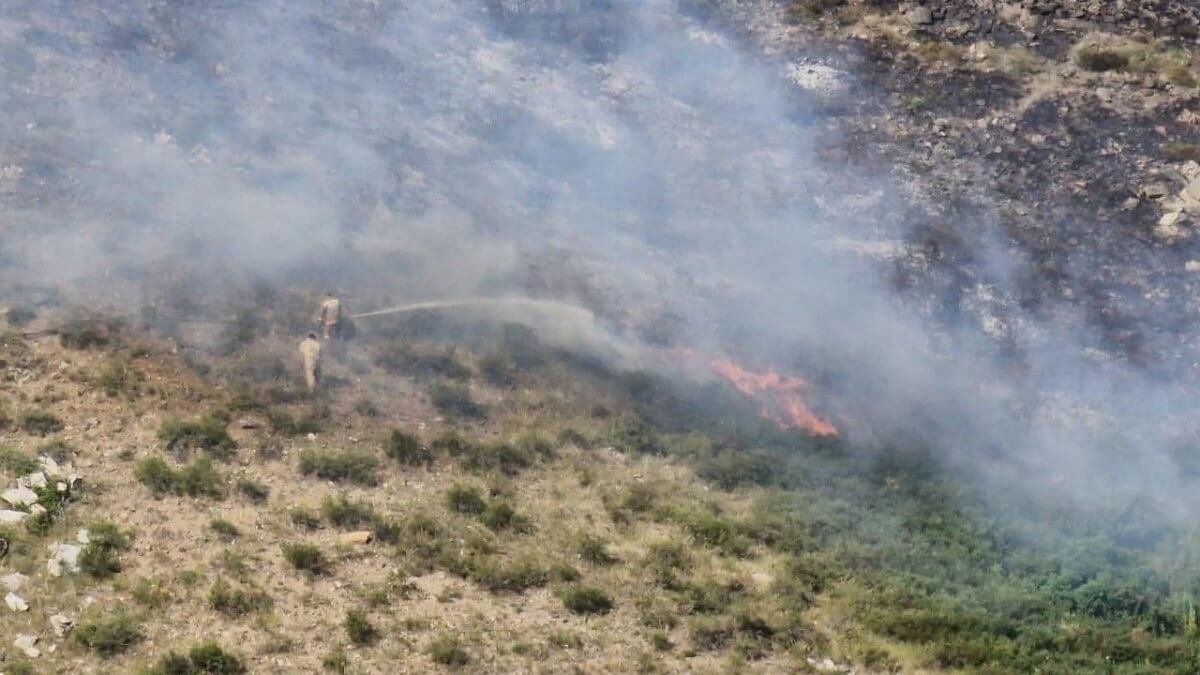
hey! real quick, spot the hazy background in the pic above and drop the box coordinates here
[1,0,1196,522]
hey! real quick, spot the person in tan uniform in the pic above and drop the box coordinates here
[315,292,342,339]
[299,332,322,393]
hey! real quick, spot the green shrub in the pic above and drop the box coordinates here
[688,616,735,651]
[446,484,487,516]
[159,415,236,459]
[548,630,584,649]
[136,456,225,499]
[266,408,322,436]
[0,446,38,475]
[385,429,430,465]
[1076,46,1130,72]
[298,448,379,486]
[150,642,247,674]
[19,411,63,436]
[5,307,36,327]
[467,555,551,594]
[210,519,240,540]
[344,609,379,646]
[374,343,472,380]
[321,648,348,673]
[353,398,380,417]
[79,522,132,579]
[75,613,143,656]
[208,578,272,617]
[428,382,485,419]
[696,450,775,489]
[559,586,614,615]
[282,542,331,576]
[38,438,77,462]
[290,508,323,530]
[322,494,378,528]
[644,541,691,587]
[428,634,470,666]
[96,360,143,398]
[609,417,664,456]
[480,501,532,533]
[236,478,268,503]
[578,535,619,566]
[459,442,533,476]
[59,319,116,350]
[478,353,517,386]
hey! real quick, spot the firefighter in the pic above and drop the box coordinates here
[299,332,322,393]
[315,291,342,339]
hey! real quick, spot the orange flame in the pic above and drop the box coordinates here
[710,358,838,437]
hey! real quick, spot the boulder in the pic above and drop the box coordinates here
[0,510,29,525]
[50,613,75,637]
[908,6,934,25]
[338,531,374,546]
[1,485,38,508]
[47,543,82,577]
[14,634,39,658]
[0,572,29,592]
[5,592,28,611]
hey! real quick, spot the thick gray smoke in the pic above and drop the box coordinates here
[0,1,1193,519]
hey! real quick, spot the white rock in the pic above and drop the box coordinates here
[14,634,39,658]
[21,471,48,489]
[0,510,29,524]
[0,572,29,592]
[77,528,91,544]
[1,485,38,508]
[47,543,82,577]
[5,592,28,611]
[29,503,47,516]
[50,613,75,637]
[38,456,61,478]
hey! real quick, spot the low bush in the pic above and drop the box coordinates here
[0,446,38,475]
[298,448,379,486]
[159,415,236,460]
[428,382,485,419]
[282,542,331,576]
[210,519,240,540]
[578,534,619,566]
[150,641,247,674]
[446,484,487,516]
[79,522,133,579]
[428,634,470,666]
[290,508,323,530]
[19,411,63,436]
[266,408,322,436]
[236,478,269,503]
[478,353,517,386]
[480,501,531,533]
[1075,46,1130,72]
[345,609,379,646]
[322,494,378,528]
[5,306,36,327]
[59,319,117,350]
[464,554,551,594]
[374,343,472,380]
[96,360,144,398]
[75,613,143,656]
[559,586,614,615]
[385,429,430,466]
[136,456,225,499]
[208,578,272,617]
[459,441,534,476]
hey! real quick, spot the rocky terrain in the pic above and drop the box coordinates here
[713,0,1200,367]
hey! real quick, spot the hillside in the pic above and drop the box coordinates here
[3,1,1200,674]
[0,298,1195,674]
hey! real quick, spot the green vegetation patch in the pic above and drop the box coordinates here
[298,448,379,486]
